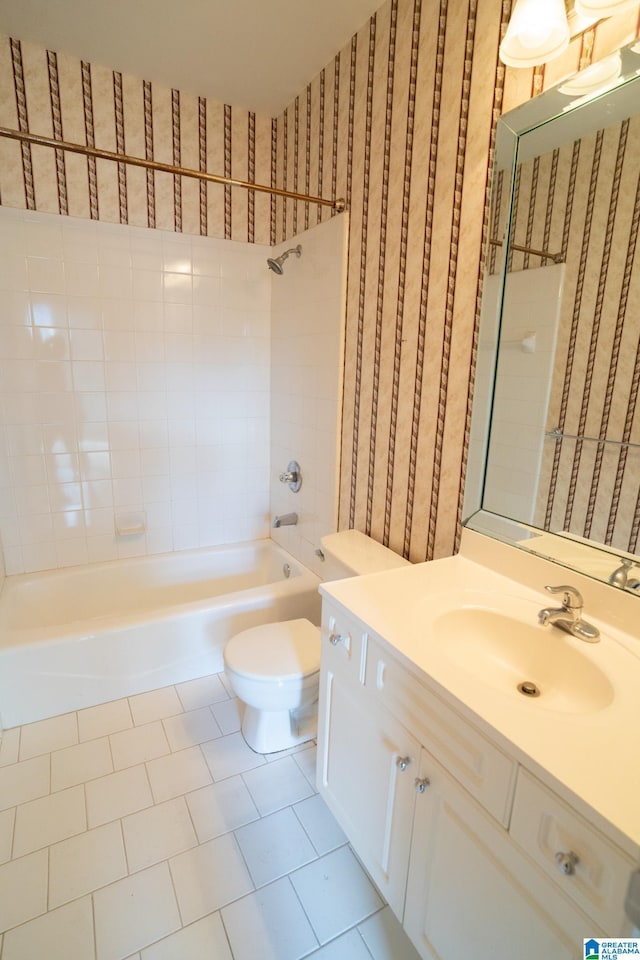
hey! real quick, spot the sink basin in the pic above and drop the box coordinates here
[432,607,614,714]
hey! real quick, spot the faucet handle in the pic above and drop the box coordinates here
[544,584,583,609]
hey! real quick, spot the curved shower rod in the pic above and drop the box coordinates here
[0,125,346,213]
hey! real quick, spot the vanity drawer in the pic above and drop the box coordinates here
[321,601,368,685]
[510,769,635,932]
[366,636,516,825]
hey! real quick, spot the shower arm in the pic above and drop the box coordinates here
[0,125,346,212]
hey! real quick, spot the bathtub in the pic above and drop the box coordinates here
[0,540,321,728]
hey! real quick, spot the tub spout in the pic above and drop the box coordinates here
[273,512,298,528]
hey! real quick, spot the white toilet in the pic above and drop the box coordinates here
[224,530,410,753]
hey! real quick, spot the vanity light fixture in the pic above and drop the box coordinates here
[499,0,570,68]
[574,0,639,17]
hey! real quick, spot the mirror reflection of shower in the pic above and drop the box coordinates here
[267,244,302,275]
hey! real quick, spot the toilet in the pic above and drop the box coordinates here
[224,530,410,753]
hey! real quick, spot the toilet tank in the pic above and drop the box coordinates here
[320,530,410,581]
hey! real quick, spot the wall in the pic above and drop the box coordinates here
[1,7,638,567]
[271,0,640,561]
[269,214,348,575]
[0,207,271,573]
[483,265,563,525]
[0,34,272,243]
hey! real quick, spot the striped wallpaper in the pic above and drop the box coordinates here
[1,3,638,562]
[0,34,273,243]
[271,1,640,561]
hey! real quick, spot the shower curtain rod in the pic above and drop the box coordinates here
[489,237,563,263]
[0,126,346,212]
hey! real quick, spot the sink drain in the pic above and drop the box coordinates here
[517,681,541,698]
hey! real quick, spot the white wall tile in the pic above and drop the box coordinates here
[0,211,271,574]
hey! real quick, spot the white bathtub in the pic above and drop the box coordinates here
[0,540,321,728]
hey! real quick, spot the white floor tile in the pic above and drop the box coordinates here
[169,833,254,926]
[110,721,170,769]
[234,807,317,888]
[13,784,86,857]
[176,674,229,711]
[162,706,222,751]
[2,896,95,960]
[293,794,347,855]
[0,849,48,932]
[306,929,373,959]
[122,797,197,872]
[0,755,50,811]
[49,821,127,908]
[242,755,315,816]
[293,744,318,788]
[210,697,242,735]
[200,731,266,781]
[141,913,232,960]
[19,712,78,761]
[86,765,153,828]
[0,808,15,864]
[221,877,318,960]
[129,687,184,726]
[78,698,133,741]
[93,862,181,960]
[0,727,20,767]
[290,846,383,945]
[51,736,113,791]
[358,906,422,959]
[146,745,212,802]
[186,776,259,842]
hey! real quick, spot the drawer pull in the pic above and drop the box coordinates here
[396,756,412,772]
[329,631,349,646]
[415,777,430,793]
[555,851,579,876]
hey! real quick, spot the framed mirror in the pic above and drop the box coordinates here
[464,39,640,594]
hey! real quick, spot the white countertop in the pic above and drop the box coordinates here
[320,544,640,858]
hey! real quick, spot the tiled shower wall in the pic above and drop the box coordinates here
[0,207,271,574]
[269,215,348,576]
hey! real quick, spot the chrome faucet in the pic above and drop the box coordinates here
[272,512,298,528]
[538,585,600,642]
[608,558,640,592]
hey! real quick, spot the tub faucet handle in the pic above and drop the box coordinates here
[279,460,302,492]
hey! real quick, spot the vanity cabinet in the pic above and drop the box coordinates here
[318,598,634,960]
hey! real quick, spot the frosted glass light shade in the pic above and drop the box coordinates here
[575,0,639,16]
[499,0,570,68]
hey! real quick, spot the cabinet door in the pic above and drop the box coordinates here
[318,668,419,918]
[404,751,592,960]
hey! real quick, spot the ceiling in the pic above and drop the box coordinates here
[0,0,384,115]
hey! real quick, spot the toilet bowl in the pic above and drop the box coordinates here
[224,530,410,754]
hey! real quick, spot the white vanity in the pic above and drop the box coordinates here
[317,530,640,960]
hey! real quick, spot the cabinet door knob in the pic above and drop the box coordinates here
[415,777,430,793]
[396,756,411,771]
[329,632,348,646]
[555,851,579,875]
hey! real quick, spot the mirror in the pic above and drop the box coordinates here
[465,39,640,594]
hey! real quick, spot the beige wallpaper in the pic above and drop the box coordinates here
[0,34,273,243]
[505,120,640,553]
[271,0,640,561]
[1,4,638,562]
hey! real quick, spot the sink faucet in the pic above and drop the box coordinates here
[608,558,640,592]
[538,585,600,643]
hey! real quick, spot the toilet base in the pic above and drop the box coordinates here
[241,700,318,754]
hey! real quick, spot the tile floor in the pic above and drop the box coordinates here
[0,673,421,960]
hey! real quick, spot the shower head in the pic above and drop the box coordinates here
[267,244,302,275]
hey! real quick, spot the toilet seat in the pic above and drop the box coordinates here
[224,618,320,682]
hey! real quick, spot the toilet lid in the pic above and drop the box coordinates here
[224,618,321,681]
